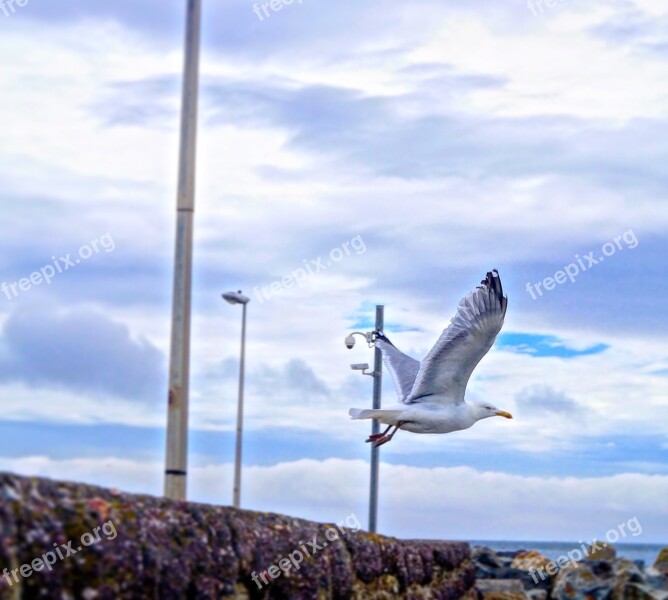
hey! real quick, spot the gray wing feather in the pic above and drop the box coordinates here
[407,270,508,405]
[375,332,420,403]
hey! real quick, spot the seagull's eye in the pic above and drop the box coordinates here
[484,406,491,410]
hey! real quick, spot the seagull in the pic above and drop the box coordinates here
[349,270,513,447]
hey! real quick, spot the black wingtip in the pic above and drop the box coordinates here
[482,269,504,301]
[375,330,395,347]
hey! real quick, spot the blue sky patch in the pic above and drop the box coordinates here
[498,333,609,358]
[349,303,421,333]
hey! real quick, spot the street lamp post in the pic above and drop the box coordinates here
[222,290,250,508]
[345,304,384,533]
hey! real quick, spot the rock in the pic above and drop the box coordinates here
[646,571,668,592]
[654,547,668,575]
[499,551,525,559]
[587,540,617,561]
[588,559,614,578]
[612,558,646,599]
[473,548,552,591]
[551,563,613,600]
[622,582,668,599]
[478,579,525,592]
[506,550,554,591]
[476,563,500,579]
[474,546,504,569]
[497,554,518,568]
[497,550,524,567]
[476,579,530,599]
[481,592,530,599]
[614,558,644,581]
[495,566,549,590]
[473,546,508,580]
[511,550,552,574]
[549,554,668,600]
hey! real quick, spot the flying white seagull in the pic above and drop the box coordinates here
[349,270,513,447]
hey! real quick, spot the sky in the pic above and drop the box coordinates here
[1,0,668,545]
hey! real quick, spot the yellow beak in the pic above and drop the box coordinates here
[496,410,513,419]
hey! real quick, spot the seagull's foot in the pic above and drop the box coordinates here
[366,424,394,443]
[373,436,392,448]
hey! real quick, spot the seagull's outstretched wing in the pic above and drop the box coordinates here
[375,332,420,403]
[407,270,508,405]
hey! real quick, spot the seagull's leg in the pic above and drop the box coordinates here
[366,424,393,443]
[372,427,397,448]
[373,421,407,448]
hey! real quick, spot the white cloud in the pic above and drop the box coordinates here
[411,8,668,120]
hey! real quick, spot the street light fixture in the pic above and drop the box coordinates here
[345,305,384,533]
[223,291,250,306]
[222,290,250,508]
[350,363,373,377]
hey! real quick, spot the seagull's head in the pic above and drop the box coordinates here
[472,402,513,421]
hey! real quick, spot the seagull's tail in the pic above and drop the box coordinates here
[348,408,404,425]
[349,408,371,419]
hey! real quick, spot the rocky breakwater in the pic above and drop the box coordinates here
[472,543,668,599]
[0,472,475,599]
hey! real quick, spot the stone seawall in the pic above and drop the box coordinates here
[0,473,475,599]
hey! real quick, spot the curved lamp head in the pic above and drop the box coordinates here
[222,290,250,305]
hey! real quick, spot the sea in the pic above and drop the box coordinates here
[471,540,665,569]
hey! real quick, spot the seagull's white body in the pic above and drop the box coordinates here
[351,402,483,434]
[349,270,513,446]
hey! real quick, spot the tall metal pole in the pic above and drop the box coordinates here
[164,0,202,501]
[233,302,247,508]
[368,305,384,533]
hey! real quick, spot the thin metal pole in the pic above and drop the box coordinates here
[233,302,247,508]
[368,305,384,533]
[164,0,202,501]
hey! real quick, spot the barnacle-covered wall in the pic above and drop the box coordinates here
[0,473,475,599]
